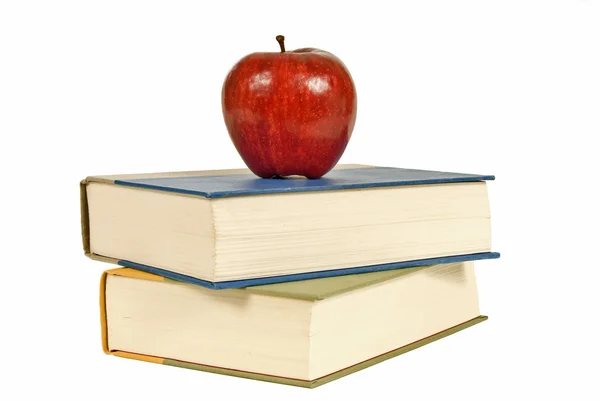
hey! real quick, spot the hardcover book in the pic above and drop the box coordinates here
[82,164,499,289]
[101,261,487,388]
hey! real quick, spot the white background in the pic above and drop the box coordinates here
[1,1,599,399]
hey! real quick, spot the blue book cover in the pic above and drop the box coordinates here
[112,166,495,198]
[117,252,501,290]
[82,165,499,289]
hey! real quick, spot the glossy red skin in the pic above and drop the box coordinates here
[222,48,357,179]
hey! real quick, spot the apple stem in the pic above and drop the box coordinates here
[276,35,285,52]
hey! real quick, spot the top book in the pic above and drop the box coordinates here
[81,164,498,289]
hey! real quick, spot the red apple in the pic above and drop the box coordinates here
[222,35,357,179]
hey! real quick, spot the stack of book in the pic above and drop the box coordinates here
[81,164,499,388]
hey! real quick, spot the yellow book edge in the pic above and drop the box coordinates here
[100,269,488,388]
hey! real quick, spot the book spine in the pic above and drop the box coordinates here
[81,178,122,265]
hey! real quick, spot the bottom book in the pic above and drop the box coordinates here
[100,262,487,388]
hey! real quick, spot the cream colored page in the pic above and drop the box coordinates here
[105,276,313,379]
[309,262,480,379]
[88,183,215,279]
[213,182,490,280]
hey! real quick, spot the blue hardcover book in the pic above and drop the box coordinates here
[81,164,499,289]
